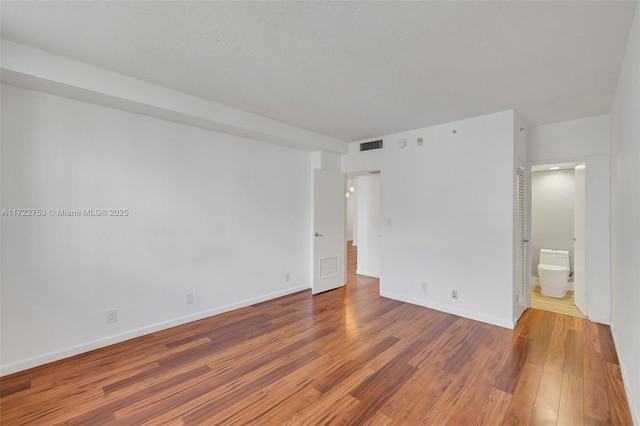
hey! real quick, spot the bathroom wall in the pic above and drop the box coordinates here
[531,169,575,277]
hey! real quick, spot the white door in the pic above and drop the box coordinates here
[574,164,588,316]
[313,169,346,294]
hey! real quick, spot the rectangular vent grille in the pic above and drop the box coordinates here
[360,140,383,151]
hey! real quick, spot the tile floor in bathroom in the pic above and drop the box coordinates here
[531,286,586,318]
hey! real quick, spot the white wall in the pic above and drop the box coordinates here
[378,111,515,328]
[528,115,611,325]
[531,169,576,276]
[529,115,610,158]
[1,84,312,375]
[356,174,380,277]
[610,3,640,424]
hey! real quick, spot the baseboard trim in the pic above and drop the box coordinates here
[589,314,611,325]
[380,290,515,329]
[355,269,379,278]
[0,284,309,376]
[609,323,639,426]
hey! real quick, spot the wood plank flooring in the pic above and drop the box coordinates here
[0,242,633,425]
[531,287,586,318]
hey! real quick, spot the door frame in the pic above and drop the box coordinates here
[573,163,588,316]
[526,159,590,319]
[343,171,382,282]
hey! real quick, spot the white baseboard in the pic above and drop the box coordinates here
[0,284,309,376]
[380,290,515,329]
[356,269,379,278]
[609,323,639,426]
[588,315,611,325]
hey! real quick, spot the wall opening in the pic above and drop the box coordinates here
[530,162,587,318]
[345,172,381,282]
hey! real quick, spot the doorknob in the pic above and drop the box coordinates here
[315,232,323,237]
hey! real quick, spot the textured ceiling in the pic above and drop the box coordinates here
[1,1,636,142]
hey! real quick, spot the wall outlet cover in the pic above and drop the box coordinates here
[106,309,118,324]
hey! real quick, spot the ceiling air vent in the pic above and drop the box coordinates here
[360,140,383,152]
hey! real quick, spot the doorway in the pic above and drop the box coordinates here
[530,162,587,318]
[346,174,357,278]
[345,172,381,283]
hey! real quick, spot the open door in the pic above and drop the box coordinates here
[574,164,588,316]
[312,169,346,294]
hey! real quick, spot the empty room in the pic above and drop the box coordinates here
[1,1,638,425]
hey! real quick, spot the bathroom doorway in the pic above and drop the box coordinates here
[530,162,587,318]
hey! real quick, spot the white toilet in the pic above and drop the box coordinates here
[538,249,570,298]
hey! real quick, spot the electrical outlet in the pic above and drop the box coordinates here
[186,293,194,304]
[106,309,118,324]
[285,272,291,282]
[451,290,458,300]
[421,281,428,292]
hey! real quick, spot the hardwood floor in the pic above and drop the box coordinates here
[0,242,633,425]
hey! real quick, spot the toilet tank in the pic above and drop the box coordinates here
[539,249,570,269]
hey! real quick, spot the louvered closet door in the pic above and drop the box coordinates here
[516,167,527,305]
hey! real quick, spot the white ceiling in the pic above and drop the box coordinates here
[1,1,636,142]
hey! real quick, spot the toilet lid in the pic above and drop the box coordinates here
[538,264,568,271]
